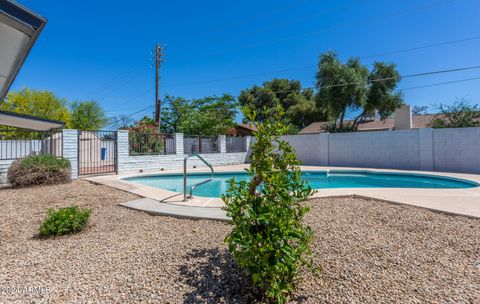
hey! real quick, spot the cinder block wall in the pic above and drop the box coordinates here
[117,131,251,173]
[0,159,14,185]
[282,128,480,174]
[3,127,480,186]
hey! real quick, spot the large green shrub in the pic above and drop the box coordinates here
[222,106,317,303]
[39,206,91,237]
[429,98,480,128]
[8,154,71,187]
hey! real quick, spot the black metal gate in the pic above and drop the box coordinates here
[78,130,117,175]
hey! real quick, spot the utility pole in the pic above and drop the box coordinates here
[154,44,165,129]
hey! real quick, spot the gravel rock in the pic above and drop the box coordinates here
[0,181,479,303]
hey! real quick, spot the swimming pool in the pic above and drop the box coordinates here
[123,170,479,198]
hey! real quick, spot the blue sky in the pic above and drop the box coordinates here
[10,0,480,123]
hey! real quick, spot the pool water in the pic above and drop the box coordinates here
[123,170,478,198]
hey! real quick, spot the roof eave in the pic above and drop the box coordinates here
[0,110,65,131]
[0,0,47,103]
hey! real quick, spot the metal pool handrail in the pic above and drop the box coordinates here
[183,153,214,201]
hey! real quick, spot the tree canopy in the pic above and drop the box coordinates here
[429,98,480,128]
[123,94,238,135]
[238,78,326,131]
[70,101,108,130]
[2,88,72,127]
[1,88,109,131]
[315,51,404,131]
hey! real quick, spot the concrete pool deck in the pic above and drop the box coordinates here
[85,165,480,219]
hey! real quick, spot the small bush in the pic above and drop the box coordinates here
[223,106,317,304]
[8,154,71,187]
[39,206,91,237]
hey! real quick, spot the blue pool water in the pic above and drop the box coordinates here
[123,170,479,198]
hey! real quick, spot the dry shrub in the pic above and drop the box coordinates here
[8,154,71,187]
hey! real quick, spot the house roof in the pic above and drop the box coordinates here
[236,123,257,132]
[0,0,47,102]
[299,115,436,134]
[0,110,65,131]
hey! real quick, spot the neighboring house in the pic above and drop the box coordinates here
[299,105,435,134]
[226,123,257,136]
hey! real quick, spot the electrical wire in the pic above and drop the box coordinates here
[175,0,458,57]
[108,105,154,125]
[162,35,480,88]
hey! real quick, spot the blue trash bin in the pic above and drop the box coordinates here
[101,147,106,160]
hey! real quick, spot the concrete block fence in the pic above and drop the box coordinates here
[2,127,480,186]
[281,127,480,174]
[117,131,251,174]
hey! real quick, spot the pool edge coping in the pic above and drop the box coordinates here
[84,164,480,219]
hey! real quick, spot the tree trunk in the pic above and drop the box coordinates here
[352,110,366,130]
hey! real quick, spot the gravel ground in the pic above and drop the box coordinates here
[1,180,479,303]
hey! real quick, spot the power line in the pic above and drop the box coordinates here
[85,66,149,100]
[108,105,154,125]
[398,76,480,91]
[314,65,480,90]
[362,36,480,59]
[197,0,315,37]
[107,72,480,127]
[174,0,358,52]
[223,65,480,98]
[95,68,149,101]
[175,0,458,58]
[115,87,155,108]
[108,74,480,127]
[110,64,480,114]
[162,35,480,88]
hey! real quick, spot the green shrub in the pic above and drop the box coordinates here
[39,206,91,237]
[8,154,71,187]
[223,106,317,304]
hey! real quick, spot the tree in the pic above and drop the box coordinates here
[70,101,108,130]
[160,96,191,134]
[429,98,480,128]
[111,114,134,130]
[315,51,403,131]
[129,118,164,155]
[412,105,429,116]
[1,88,71,127]
[239,79,326,130]
[223,105,316,303]
[159,94,237,136]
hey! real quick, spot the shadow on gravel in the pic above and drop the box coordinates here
[178,248,258,304]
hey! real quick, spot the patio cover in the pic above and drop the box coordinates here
[0,110,65,131]
[0,0,46,102]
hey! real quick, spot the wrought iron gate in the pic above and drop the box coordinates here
[78,130,117,175]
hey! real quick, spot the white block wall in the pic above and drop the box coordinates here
[117,131,250,173]
[282,128,480,174]
[280,134,329,165]
[432,127,480,173]
[328,130,420,170]
[3,126,479,186]
[62,129,78,179]
[0,159,14,185]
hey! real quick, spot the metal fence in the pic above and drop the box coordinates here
[183,136,219,154]
[226,136,246,153]
[0,129,62,160]
[129,132,176,155]
[78,130,117,175]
